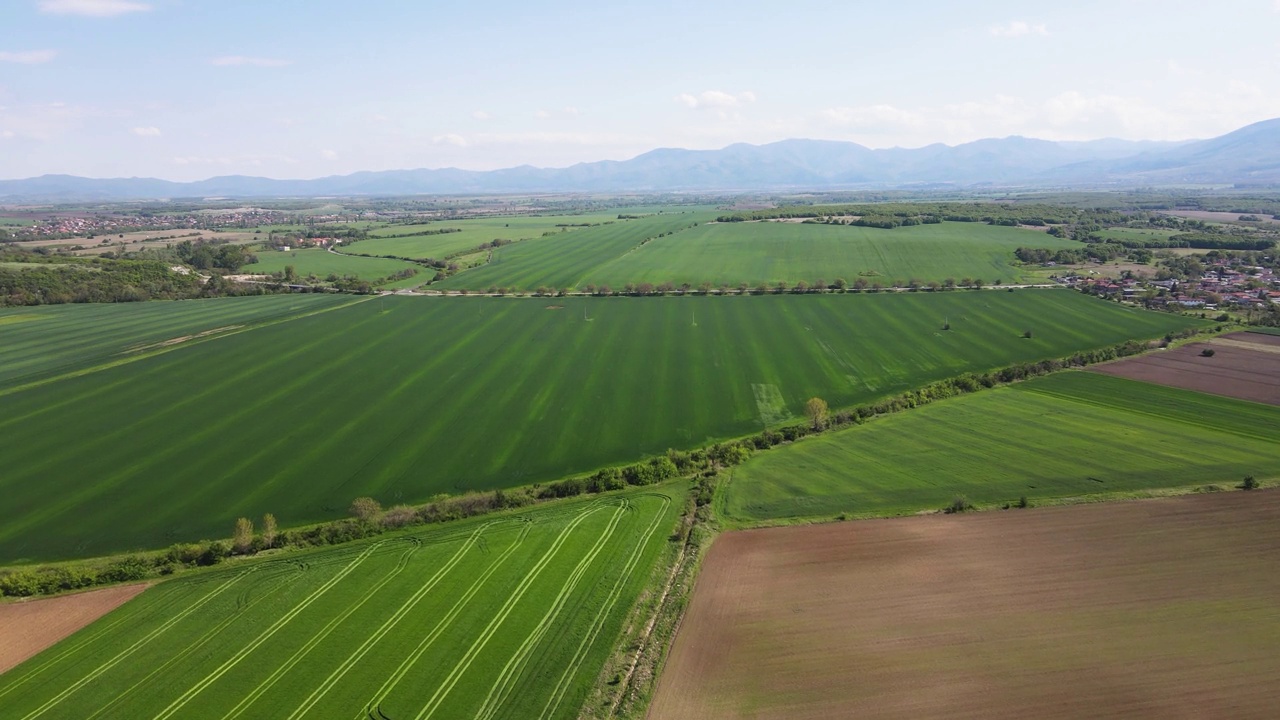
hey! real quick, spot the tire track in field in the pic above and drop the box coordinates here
[356,521,533,720]
[16,570,253,720]
[539,494,672,720]
[151,543,381,720]
[218,539,421,720]
[411,504,607,720]
[474,501,629,720]
[285,522,499,720]
[84,565,306,720]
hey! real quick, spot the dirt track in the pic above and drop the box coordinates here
[0,584,147,674]
[1088,332,1280,405]
[650,491,1280,719]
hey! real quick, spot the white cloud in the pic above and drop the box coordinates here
[131,125,161,136]
[563,106,580,115]
[320,149,338,160]
[534,109,551,119]
[38,0,151,16]
[210,56,292,68]
[990,21,1048,38]
[432,133,469,147]
[1,130,14,139]
[471,110,491,121]
[0,50,58,64]
[676,90,757,110]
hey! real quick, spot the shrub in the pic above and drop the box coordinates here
[350,496,382,522]
[1200,348,1216,357]
[381,505,418,528]
[1241,475,1258,491]
[944,495,974,514]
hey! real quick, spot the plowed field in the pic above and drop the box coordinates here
[1090,331,1280,405]
[652,491,1280,720]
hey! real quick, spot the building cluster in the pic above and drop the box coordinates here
[11,209,293,239]
[1056,257,1280,310]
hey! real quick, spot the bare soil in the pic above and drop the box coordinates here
[0,584,147,674]
[1089,333,1280,405]
[650,491,1280,720]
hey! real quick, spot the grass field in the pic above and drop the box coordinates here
[723,372,1280,523]
[0,488,682,719]
[248,248,424,287]
[436,218,1080,291]
[354,211,651,260]
[654,490,1280,719]
[0,291,1202,563]
[582,221,1081,288]
[434,213,714,291]
[0,294,355,387]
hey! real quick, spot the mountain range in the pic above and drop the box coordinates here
[3,119,1279,201]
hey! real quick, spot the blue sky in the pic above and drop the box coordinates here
[2,0,1279,180]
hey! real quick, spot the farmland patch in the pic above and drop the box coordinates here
[1090,334,1280,406]
[0,490,681,719]
[652,490,1280,720]
[725,372,1280,523]
[0,291,1203,562]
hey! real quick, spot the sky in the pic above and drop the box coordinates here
[2,0,1279,181]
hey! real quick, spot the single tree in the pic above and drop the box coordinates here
[232,517,254,555]
[1241,475,1258,491]
[350,496,382,522]
[262,513,278,548]
[805,397,829,430]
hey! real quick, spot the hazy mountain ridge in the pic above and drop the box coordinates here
[3,119,1279,201]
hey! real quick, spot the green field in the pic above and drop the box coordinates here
[582,221,1081,288]
[355,211,656,260]
[249,248,424,287]
[1092,227,1180,242]
[724,372,1280,523]
[0,291,1202,562]
[0,488,681,719]
[432,213,713,290]
[0,294,355,387]
[436,217,1082,291]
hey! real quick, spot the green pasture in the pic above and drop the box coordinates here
[1092,227,1180,242]
[434,213,716,291]
[0,294,354,387]
[248,248,424,287]
[0,290,1201,563]
[355,211,635,260]
[0,489,681,719]
[437,218,1080,291]
[583,220,1080,288]
[723,372,1280,523]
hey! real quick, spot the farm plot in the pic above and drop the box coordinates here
[0,490,681,719]
[247,248,424,287]
[0,291,1202,562]
[355,211,634,260]
[0,294,355,387]
[580,220,1082,288]
[724,372,1280,523]
[433,212,716,291]
[652,490,1280,720]
[1089,331,1280,405]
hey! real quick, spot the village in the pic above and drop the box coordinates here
[1059,254,1280,310]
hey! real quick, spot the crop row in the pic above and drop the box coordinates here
[0,491,679,719]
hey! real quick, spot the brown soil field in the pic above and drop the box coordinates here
[1088,334,1280,406]
[0,584,147,674]
[650,491,1280,720]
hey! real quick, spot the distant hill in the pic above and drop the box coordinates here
[3,119,1279,201]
